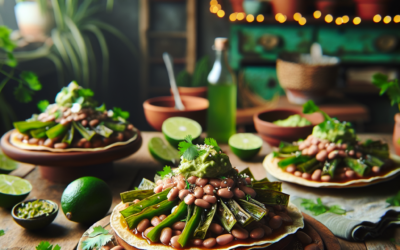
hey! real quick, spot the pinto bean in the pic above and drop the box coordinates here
[159,214,167,221]
[345,170,355,178]
[239,186,256,198]
[316,150,328,162]
[209,222,224,234]
[195,199,211,209]
[276,212,293,224]
[176,180,186,190]
[83,141,92,148]
[302,172,311,179]
[172,221,186,230]
[137,219,150,232]
[89,119,99,127]
[338,150,347,157]
[163,183,175,190]
[44,138,54,147]
[203,185,214,195]
[134,199,140,204]
[81,120,88,127]
[187,176,197,184]
[328,150,339,159]
[233,188,245,199]
[143,226,154,238]
[203,238,217,249]
[217,188,234,199]
[196,178,209,187]
[220,178,234,188]
[184,194,196,205]
[296,231,312,245]
[285,165,296,173]
[168,187,179,201]
[348,150,355,156]
[216,234,234,245]
[156,180,163,186]
[170,235,182,248]
[209,179,221,187]
[172,230,182,236]
[28,138,39,145]
[231,226,249,240]
[294,171,302,177]
[311,169,322,181]
[54,142,68,149]
[203,195,217,204]
[308,145,318,155]
[259,224,272,236]
[302,148,309,155]
[250,228,265,239]
[192,239,203,246]
[160,227,172,245]
[372,166,380,174]
[110,246,124,250]
[151,216,161,227]
[269,215,283,229]
[299,141,310,150]
[194,186,204,198]
[154,185,163,194]
[164,178,172,184]
[179,189,190,200]
[326,143,336,153]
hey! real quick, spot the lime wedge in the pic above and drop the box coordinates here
[0,150,18,174]
[229,133,263,160]
[138,178,156,190]
[148,137,180,165]
[162,117,202,148]
[0,174,32,208]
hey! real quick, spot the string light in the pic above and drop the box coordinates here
[210,5,218,13]
[246,14,254,22]
[325,14,333,23]
[217,10,225,18]
[275,13,283,21]
[373,14,381,23]
[299,17,307,25]
[342,15,349,23]
[313,11,321,19]
[294,13,302,21]
[229,13,237,22]
[237,12,245,21]
[395,15,400,23]
[210,0,217,5]
[383,16,391,24]
[256,14,264,22]
[353,17,361,25]
[335,17,343,25]
[278,14,287,23]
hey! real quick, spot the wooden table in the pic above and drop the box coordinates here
[1,132,399,250]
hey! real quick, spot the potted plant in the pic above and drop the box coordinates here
[173,56,210,99]
[372,73,400,155]
[353,0,391,20]
[271,0,306,21]
[243,0,269,16]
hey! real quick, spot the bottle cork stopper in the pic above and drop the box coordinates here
[214,37,228,50]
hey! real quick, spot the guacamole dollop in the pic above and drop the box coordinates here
[273,114,311,127]
[312,119,356,143]
[177,147,232,178]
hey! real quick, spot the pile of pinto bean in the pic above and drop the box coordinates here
[128,174,294,249]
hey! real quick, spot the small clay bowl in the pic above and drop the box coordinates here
[170,86,208,99]
[253,108,324,147]
[143,96,209,131]
[12,199,58,230]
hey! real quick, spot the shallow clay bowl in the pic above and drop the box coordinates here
[254,108,324,147]
[12,199,58,230]
[143,96,209,131]
[170,86,208,98]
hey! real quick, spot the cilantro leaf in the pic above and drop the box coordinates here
[372,73,400,108]
[328,205,346,215]
[37,100,49,112]
[245,194,251,201]
[134,187,139,190]
[96,103,106,112]
[0,229,4,236]
[78,88,94,97]
[113,107,130,120]
[82,234,112,250]
[386,191,400,206]
[302,100,331,121]
[14,83,33,103]
[178,135,199,160]
[301,198,346,216]
[186,180,190,189]
[35,241,61,250]
[89,226,109,237]
[20,71,42,91]
[204,138,221,152]
[157,166,173,179]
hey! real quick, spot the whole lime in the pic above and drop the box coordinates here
[61,176,112,224]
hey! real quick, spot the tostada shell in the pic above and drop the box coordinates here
[9,129,138,152]
[263,153,400,188]
[110,202,304,250]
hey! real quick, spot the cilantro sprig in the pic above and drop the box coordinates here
[372,73,400,111]
[178,135,200,161]
[82,226,113,250]
[157,166,173,179]
[204,137,221,152]
[301,198,346,216]
[0,229,4,236]
[35,241,61,250]
[386,191,400,206]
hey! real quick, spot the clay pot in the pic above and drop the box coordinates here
[316,0,338,16]
[253,108,324,147]
[393,113,400,155]
[271,0,306,21]
[230,0,245,13]
[354,0,391,20]
[143,96,209,131]
[170,86,208,99]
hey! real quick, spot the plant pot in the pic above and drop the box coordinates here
[271,0,306,21]
[230,0,245,13]
[170,86,208,99]
[243,0,268,15]
[14,1,53,42]
[316,0,338,16]
[393,113,400,155]
[353,0,391,20]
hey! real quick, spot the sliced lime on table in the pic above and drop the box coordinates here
[149,137,180,165]
[0,150,19,174]
[229,133,263,160]
[162,117,202,148]
[0,174,32,208]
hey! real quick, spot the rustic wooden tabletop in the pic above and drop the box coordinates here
[0,132,399,250]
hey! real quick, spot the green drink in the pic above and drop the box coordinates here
[207,38,237,143]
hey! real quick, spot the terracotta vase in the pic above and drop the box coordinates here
[393,113,400,155]
[229,0,245,13]
[271,0,306,21]
[316,0,338,16]
[353,0,391,20]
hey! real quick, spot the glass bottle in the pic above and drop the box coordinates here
[207,38,237,143]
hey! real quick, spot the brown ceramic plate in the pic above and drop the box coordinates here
[263,153,400,188]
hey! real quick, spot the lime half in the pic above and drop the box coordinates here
[162,117,202,148]
[0,174,32,208]
[229,133,263,160]
[0,150,18,174]
[149,137,180,165]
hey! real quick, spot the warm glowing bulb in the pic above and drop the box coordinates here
[335,17,343,25]
[210,0,218,5]
[373,14,382,23]
[342,15,349,23]
[278,15,287,23]
[229,13,237,22]
[353,17,361,25]
[256,14,264,22]
[237,12,245,21]
[325,14,333,23]
[384,16,391,24]
[246,14,254,22]
[299,17,307,25]
[275,13,283,21]
[313,10,321,19]
[394,15,400,23]
[217,10,225,18]
[211,6,218,13]
[217,4,221,10]
[293,13,302,21]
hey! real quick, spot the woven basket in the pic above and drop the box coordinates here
[276,54,339,92]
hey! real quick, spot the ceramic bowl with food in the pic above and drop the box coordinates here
[143,96,209,131]
[253,108,324,147]
[12,199,58,230]
[170,86,208,99]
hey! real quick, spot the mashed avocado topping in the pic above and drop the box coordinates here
[273,114,311,127]
[312,119,356,143]
[55,81,97,108]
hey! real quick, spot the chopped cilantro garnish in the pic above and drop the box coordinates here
[186,180,190,189]
[35,241,61,250]
[386,191,400,206]
[204,137,221,152]
[178,135,199,161]
[96,103,106,112]
[113,107,130,120]
[157,166,173,179]
[301,198,346,216]
[82,226,113,250]
[245,194,251,201]
[37,100,49,112]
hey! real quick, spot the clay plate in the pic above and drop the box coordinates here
[263,153,400,188]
